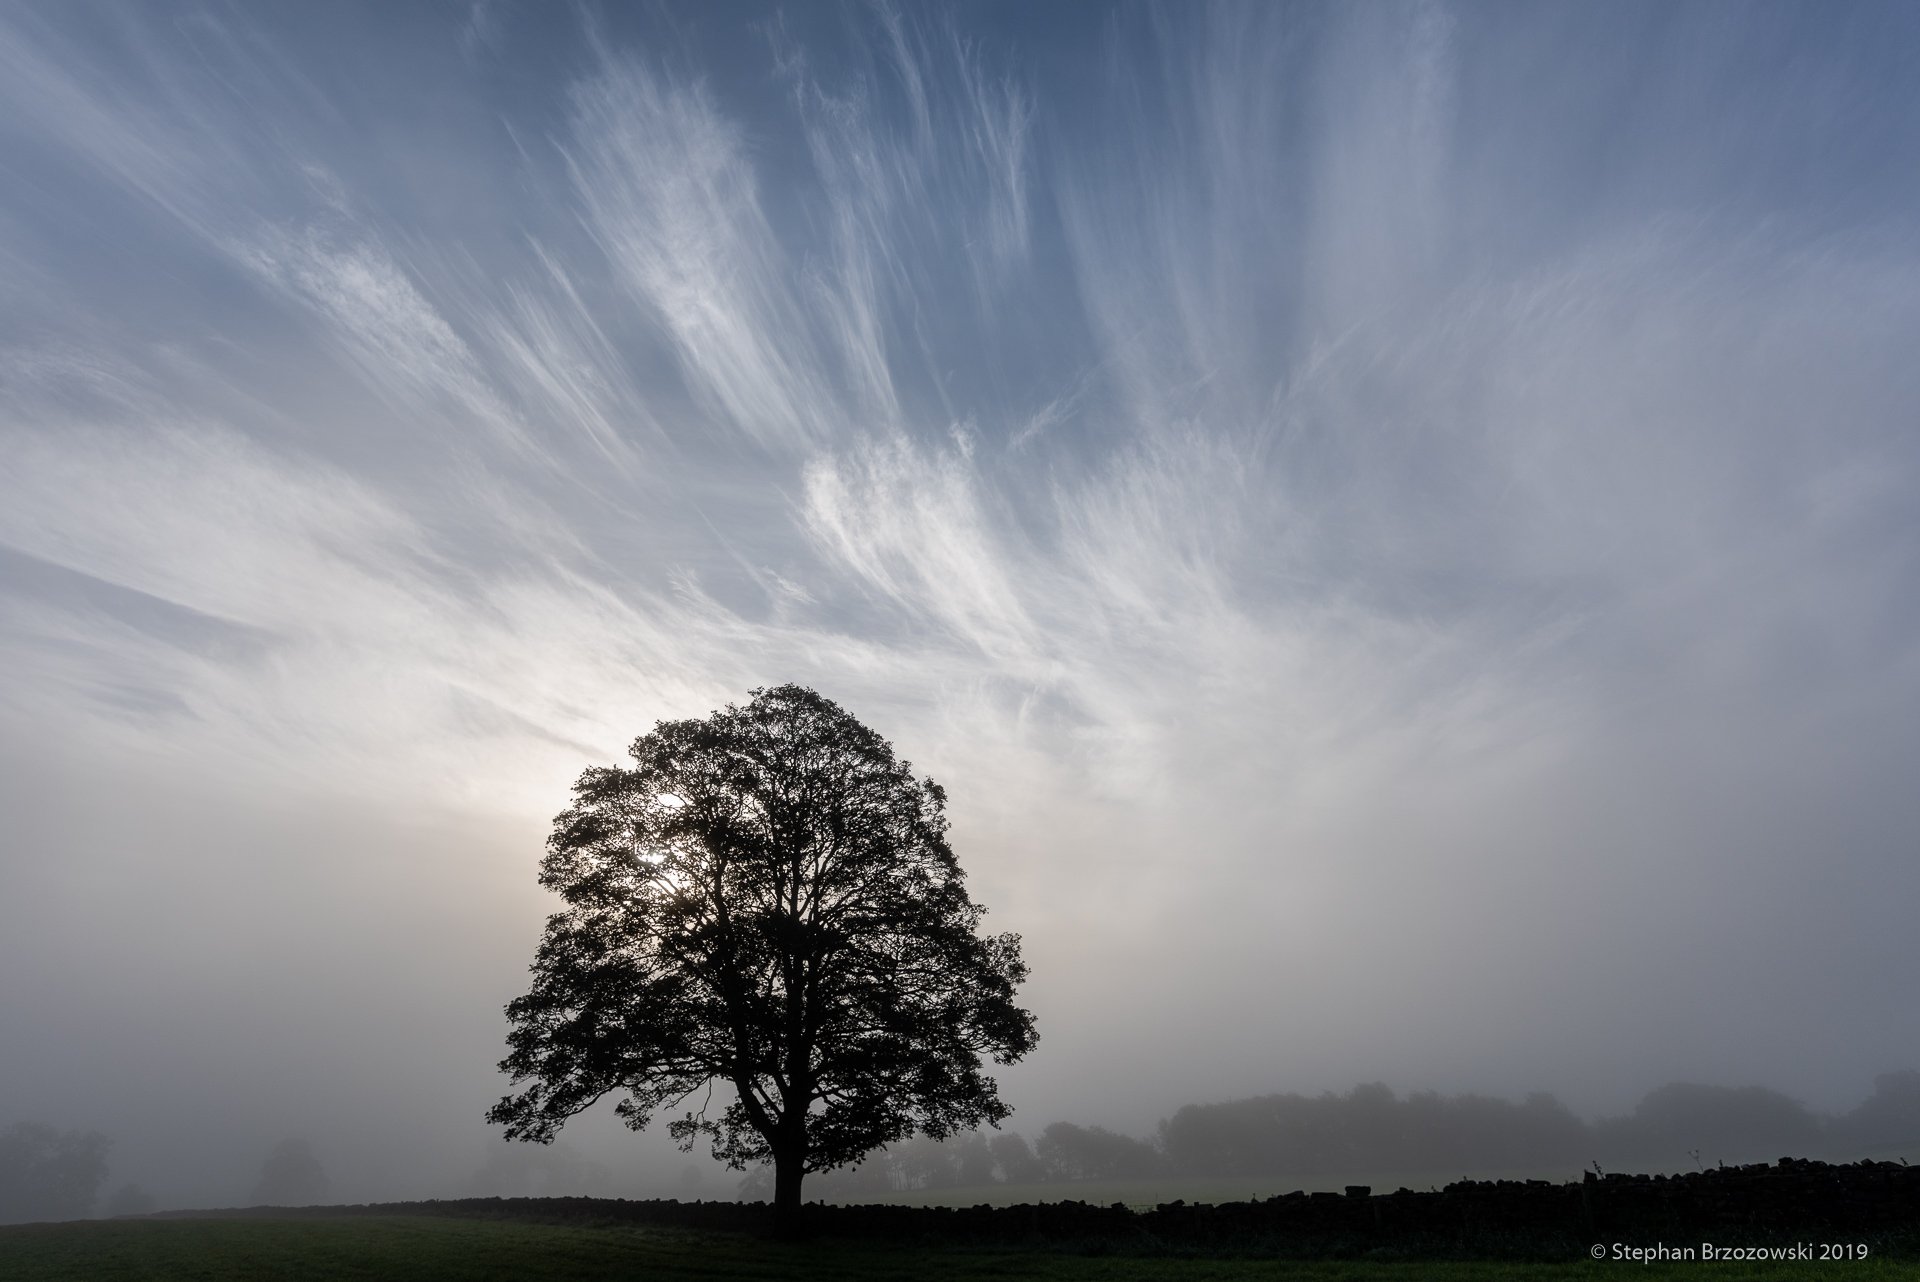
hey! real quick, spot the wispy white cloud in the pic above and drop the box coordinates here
[948,28,1033,284]
[480,244,658,474]
[237,229,532,454]
[801,430,1038,665]
[565,60,839,450]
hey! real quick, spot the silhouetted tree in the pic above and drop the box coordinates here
[1834,1072,1920,1156]
[1594,1083,1823,1169]
[990,1130,1046,1184]
[951,1131,998,1186]
[249,1138,329,1206]
[1037,1122,1162,1180]
[892,1134,959,1189]
[488,685,1037,1230]
[463,1137,608,1198]
[1158,1084,1591,1177]
[0,1123,110,1224]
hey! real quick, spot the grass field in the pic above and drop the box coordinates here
[2,1216,1911,1282]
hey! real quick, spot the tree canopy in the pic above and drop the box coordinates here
[250,1138,330,1207]
[487,684,1037,1219]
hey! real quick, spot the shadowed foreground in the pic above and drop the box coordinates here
[6,1160,1916,1280]
[4,1217,1915,1282]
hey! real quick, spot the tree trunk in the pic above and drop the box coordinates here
[771,1146,805,1238]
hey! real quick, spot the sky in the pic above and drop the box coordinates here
[2,0,1918,1208]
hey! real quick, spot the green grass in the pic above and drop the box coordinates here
[2,1217,1910,1282]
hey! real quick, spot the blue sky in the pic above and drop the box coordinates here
[3,1,1919,1203]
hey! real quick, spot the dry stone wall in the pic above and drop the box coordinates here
[181,1157,1920,1256]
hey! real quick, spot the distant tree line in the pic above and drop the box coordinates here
[0,1124,330,1223]
[744,1071,1920,1196]
[1151,1078,1914,1176]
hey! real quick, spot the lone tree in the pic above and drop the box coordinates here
[488,684,1036,1225]
[249,1138,329,1207]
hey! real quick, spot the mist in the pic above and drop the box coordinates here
[2,1,1918,1216]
